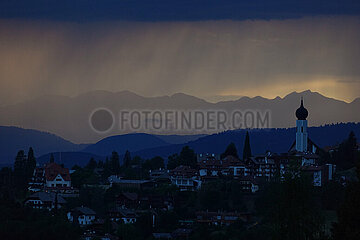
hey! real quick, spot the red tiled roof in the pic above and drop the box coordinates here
[44,162,71,181]
[170,165,198,177]
[300,165,323,171]
[198,155,244,169]
[198,159,222,168]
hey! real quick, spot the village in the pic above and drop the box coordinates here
[11,99,355,240]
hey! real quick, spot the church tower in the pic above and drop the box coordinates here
[295,97,308,152]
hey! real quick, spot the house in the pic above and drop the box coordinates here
[238,176,259,193]
[108,175,155,189]
[149,169,171,184]
[28,162,78,196]
[25,191,66,210]
[82,231,119,240]
[108,208,137,224]
[245,154,277,180]
[28,167,45,192]
[301,164,336,187]
[44,162,71,188]
[116,191,174,211]
[198,155,247,180]
[116,192,139,209]
[196,211,251,226]
[139,194,174,210]
[68,207,96,225]
[109,178,155,190]
[198,158,223,178]
[197,153,220,162]
[171,228,193,239]
[169,165,201,191]
[44,162,79,196]
[222,155,247,177]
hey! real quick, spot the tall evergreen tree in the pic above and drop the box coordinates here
[179,146,197,168]
[243,131,252,160]
[123,150,131,168]
[97,160,104,168]
[143,156,165,170]
[167,154,180,170]
[221,142,239,159]
[26,147,36,179]
[86,157,97,170]
[14,150,27,191]
[102,157,111,178]
[335,131,359,170]
[110,151,120,174]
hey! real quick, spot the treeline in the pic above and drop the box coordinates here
[0,147,37,200]
[331,131,360,170]
[0,147,80,240]
[71,150,166,187]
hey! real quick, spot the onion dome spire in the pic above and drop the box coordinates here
[295,97,308,120]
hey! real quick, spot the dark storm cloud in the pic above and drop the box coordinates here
[0,17,359,105]
[0,0,360,21]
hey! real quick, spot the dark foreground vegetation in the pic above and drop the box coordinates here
[0,131,359,240]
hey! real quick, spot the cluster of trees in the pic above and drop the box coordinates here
[332,131,360,170]
[256,166,326,240]
[1,129,359,240]
[71,150,166,187]
[220,131,252,160]
[0,202,80,240]
[0,147,38,198]
[167,146,197,169]
[73,131,252,182]
[167,131,252,170]
[332,160,360,240]
[14,148,36,191]
[0,148,81,240]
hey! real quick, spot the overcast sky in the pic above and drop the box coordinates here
[0,1,359,105]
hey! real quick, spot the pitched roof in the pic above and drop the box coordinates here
[27,191,66,204]
[115,179,151,184]
[108,207,137,217]
[44,162,71,181]
[170,165,198,177]
[121,192,139,201]
[73,206,96,215]
[198,156,245,169]
[288,138,322,154]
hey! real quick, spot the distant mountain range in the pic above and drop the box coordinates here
[0,126,83,165]
[131,123,360,161]
[0,90,359,143]
[0,126,204,165]
[81,133,206,156]
[83,133,169,156]
[1,123,359,168]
